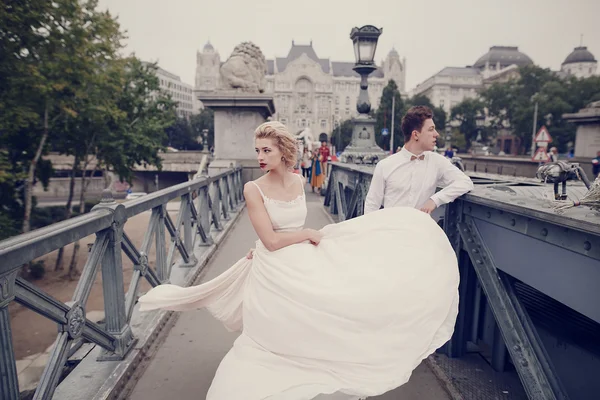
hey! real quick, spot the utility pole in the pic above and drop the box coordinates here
[530,100,538,156]
[390,94,395,154]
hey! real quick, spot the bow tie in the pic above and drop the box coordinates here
[410,154,425,161]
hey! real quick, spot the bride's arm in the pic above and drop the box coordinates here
[244,183,316,252]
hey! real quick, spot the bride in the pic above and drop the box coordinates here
[138,121,460,399]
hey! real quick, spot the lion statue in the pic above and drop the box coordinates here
[219,42,267,93]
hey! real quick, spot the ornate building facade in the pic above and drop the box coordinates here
[412,46,534,115]
[195,41,406,134]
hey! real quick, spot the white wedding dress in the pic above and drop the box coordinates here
[138,176,460,399]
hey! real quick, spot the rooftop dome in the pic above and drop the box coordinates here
[562,46,597,65]
[388,48,399,58]
[473,46,533,69]
[203,41,214,52]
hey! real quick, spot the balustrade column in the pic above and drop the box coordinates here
[93,191,136,360]
[0,271,19,400]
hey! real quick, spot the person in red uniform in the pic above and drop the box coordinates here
[318,141,330,180]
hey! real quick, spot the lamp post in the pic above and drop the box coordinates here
[340,25,387,164]
[445,125,452,150]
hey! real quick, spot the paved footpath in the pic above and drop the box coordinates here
[130,191,451,400]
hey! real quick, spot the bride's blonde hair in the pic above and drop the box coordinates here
[254,121,298,169]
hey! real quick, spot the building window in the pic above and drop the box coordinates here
[320,120,327,129]
[440,100,445,108]
[335,97,339,105]
[301,119,307,128]
[335,108,339,115]
[345,108,350,115]
[345,97,350,105]
[281,118,287,125]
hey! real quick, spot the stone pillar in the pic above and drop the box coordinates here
[563,101,600,158]
[197,93,274,183]
[340,115,387,164]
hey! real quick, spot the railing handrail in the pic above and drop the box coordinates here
[0,167,242,274]
[327,162,600,236]
[0,166,245,400]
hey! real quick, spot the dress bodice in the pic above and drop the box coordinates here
[251,176,307,233]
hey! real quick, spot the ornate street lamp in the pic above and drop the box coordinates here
[340,25,387,165]
[350,25,382,115]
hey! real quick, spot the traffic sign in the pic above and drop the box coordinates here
[532,148,549,162]
[534,126,552,143]
[381,128,389,136]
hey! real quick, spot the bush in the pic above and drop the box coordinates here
[28,260,46,280]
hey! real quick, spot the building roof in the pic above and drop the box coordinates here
[267,41,384,77]
[331,62,384,78]
[473,46,533,69]
[436,67,481,77]
[203,41,214,52]
[562,46,597,65]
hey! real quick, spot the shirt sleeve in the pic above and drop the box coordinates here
[364,162,385,214]
[430,156,474,207]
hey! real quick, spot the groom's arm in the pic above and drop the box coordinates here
[364,162,385,214]
[430,156,474,207]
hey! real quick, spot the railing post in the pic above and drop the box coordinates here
[0,271,19,400]
[181,193,198,267]
[155,205,168,282]
[93,191,136,361]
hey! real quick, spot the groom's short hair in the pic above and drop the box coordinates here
[402,106,433,143]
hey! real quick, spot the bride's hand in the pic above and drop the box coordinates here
[246,248,254,259]
[305,229,323,246]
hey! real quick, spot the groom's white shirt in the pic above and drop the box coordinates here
[364,148,474,214]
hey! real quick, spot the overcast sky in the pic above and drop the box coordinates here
[98,0,600,91]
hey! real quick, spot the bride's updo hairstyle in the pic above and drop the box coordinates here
[254,121,298,169]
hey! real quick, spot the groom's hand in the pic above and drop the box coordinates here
[420,199,437,215]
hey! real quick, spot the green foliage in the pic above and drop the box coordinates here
[374,80,404,151]
[373,83,447,150]
[479,65,600,153]
[0,0,178,240]
[27,260,46,280]
[166,109,214,151]
[331,119,354,153]
[450,98,487,148]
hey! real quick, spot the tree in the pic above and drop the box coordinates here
[450,98,487,148]
[480,65,600,154]
[190,109,215,150]
[331,119,353,152]
[375,80,404,151]
[64,58,176,278]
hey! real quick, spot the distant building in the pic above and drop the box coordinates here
[412,46,534,115]
[195,41,406,137]
[145,62,197,119]
[561,46,597,79]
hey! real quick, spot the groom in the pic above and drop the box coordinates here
[364,105,473,215]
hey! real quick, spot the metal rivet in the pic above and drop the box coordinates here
[467,238,473,243]
[584,241,592,251]
[486,212,491,218]
[473,249,479,254]
[541,228,548,237]
[511,219,516,226]
[476,260,483,264]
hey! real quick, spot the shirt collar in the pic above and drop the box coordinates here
[400,147,427,160]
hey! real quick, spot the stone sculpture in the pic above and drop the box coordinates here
[219,42,267,93]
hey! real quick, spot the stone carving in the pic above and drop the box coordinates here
[66,303,86,339]
[136,252,149,276]
[219,42,267,93]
